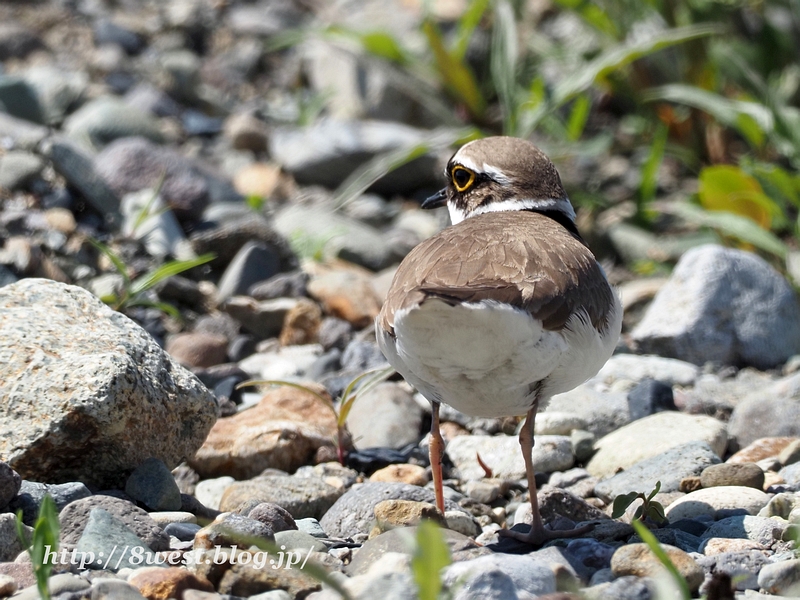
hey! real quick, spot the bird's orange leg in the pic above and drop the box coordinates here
[429,401,445,513]
[499,403,594,545]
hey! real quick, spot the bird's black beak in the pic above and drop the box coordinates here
[421,188,447,209]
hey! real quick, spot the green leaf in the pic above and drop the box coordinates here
[638,123,668,213]
[30,495,59,600]
[611,491,640,519]
[453,0,491,60]
[659,201,789,259]
[423,19,486,118]
[630,519,692,600]
[358,31,409,64]
[566,95,591,141]
[412,521,451,600]
[246,194,266,212]
[491,0,519,135]
[88,238,130,287]
[553,24,719,107]
[647,480,662,501]
[129,253,215,297]
[698,165,782,228]
[647,502,667,524]
[643,84,774,141]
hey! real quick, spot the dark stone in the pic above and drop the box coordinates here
[666,518,710,537]
[9,480,92,524]
[0,76,44,124]
[180,493,222,522]
[306,349,342,381]
[317,317,353,351]
[125,458,182,511]
[227,335,257,363]
[0,461,21,509]
[345,443,428,475]
[246,502,297,534]
[626,378,676,421]
[213,376,245,407]
[249,270,309,300]
[164,522,202,541]
[182,111,223,136]
[216,241,281,302]
[93,20,144,55]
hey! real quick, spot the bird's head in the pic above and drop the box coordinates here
[422,136,576,226]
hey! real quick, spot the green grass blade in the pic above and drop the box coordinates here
[30,495,59,600]
[411,521,451,600]
[129,253,215,296]
[553,24,719,106]
[491,0,519,135]
[88,238,131,287]
[638,123,668,217]
[566,94,591,141]
[453,0,491,60]
[630,519,691,600]
[356,31,410,64]
[659,202,789,259]
[338,367,395,428]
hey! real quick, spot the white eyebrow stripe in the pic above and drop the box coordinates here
[467,197,576,221]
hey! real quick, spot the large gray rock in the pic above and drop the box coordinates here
[64,97,163,151]
[347,382,423,449]
[728,372,800,447]
[594,441,721,503]
[269,119,440,195]
[631,245,800,369]
[0,279,217,488]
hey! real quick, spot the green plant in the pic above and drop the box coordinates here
[411,520,453,600]
[237,367,395,465]
[15,494,59,600]
[611,480,667,524]
[89,238,214,318]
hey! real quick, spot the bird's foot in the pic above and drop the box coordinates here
[498,522,595,547]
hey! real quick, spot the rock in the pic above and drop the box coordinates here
[780,461,800,486]
[0,562,34,590]
[758,492,800,519]
[443,554,557,599]
[571,430,597,463]
[60,495,170,551]
[250,271,309,301]
[0,76,44,124]
[611,543,703,592]
[369,464,428,486]
[121,190,191,260]
[24,65,88,127]
[0,574,16,597]
[631,245,800,369]
[92,579,149,600]
[189,386,336,479]
[216,241,282,303]
[320,482,460,539]
[233,163,282,200]
[215,549,320,598]
[274,530,327,553]
[757,558,800,596]
[700,463,764,490]
[780,439,800,466]
[626,378,676,421]
[664,487,771,522]
[447,434,573,481]
[65,97,163,151]
[194,477,234,511]
[305,269,384,329]
[586,412,727,479]
[0,279,217,488]
[593,441,721,502]
[346,526,487,576]
[728,437,798,464]
[593,354,700,388]
[695,550,770,592]
[45,137,122,227]
[76,509,160,571]
[0,151,44,190]
[0,461,20,509]
[224,113,269,152]
[0,113,48,150]
[95,137,238,223]
[371,500,445,536]
[164,522,201,541]
[296,518,327,538]
[701,515,788,546]
[515,488,609,526]
[237,343,324,381]
[0,23,42,60]
[14,574,90,600]
[269,119,439,195]
[347,383,423,450]
[227,0,306,36]
[194,513,275,549]
[275,205,395,272]
[280,298,322,346]
[166,333,229,369]
[125,458,183,512]
[218,475,342,520]
[700,537,767,555]
[9,480,92,524]
[534,412,589,436]
[221,297,298,340]
[247,503,297,533]
[128,567,214,600]
[728,374,800,447]
[543,385,630,437]
[0,513,29,561]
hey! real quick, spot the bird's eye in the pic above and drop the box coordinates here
[452,166,475,192]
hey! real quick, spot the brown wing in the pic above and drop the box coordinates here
[379,211,614,335]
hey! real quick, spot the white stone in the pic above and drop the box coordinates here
[665,487,771,522]
[194,476,235,510]
[592,354,700,388]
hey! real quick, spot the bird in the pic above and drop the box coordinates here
[375,136,622,545]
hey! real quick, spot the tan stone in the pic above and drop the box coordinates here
[189,386,337,479]
[165,332,228,368]
[44,208,76,234]
[224,113,268,152]
[611,543,704,592]
[233,163,281,198]
[370,499,445,538]
[370,464,428,486]
[440,421,469,440]
[279,298,321,346]
[128,566,214,600]
[307,269,381,328]
[702,537,768,556]
[727,437,798,464]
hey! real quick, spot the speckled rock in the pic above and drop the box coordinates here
[664,487,771,522]
[587,412,727,479]
[247,503,297,533]
[611,543,703,592]
[700,462,764,490]
[701,515,788,546]
[194,513,275,550]
[728,437,798,463]
[0,279,217,488]
[443,554,557,599]
[631,245,800,369]
[728,374,800,447]
[369,464,428,486]
[218,475,342,520]
[370,499,445,537]
[0,513,29,561]
[189,386,336,479]
[447,434,573,481]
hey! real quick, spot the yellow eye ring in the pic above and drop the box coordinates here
[451,166,475,192]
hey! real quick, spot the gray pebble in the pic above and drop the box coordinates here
[125,457,182,512]
[76,509,158,572]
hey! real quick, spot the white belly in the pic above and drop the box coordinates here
[377,298,621,418]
